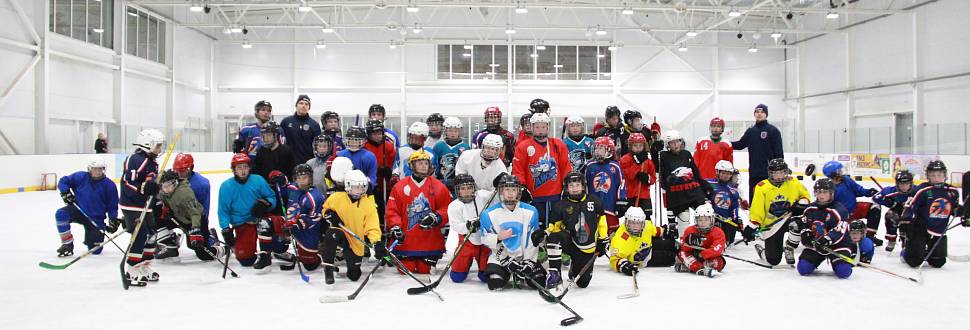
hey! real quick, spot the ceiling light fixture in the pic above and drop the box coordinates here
[322,27,334,33]
[505,25,517,34]
[826,12,839,19]
[622,7,634,15]
[189,2,204,12]
[748,44,759,53]
[728,9,741,17]
[686,30,698,37]
[242,41,252,49]
[595,25,607,36]
[406,1,420,13]
[515,3,528,14]
[770,31,783,39]
[678,43,688,52]
[92,27,104,33]
[316,40,327,49]
[412,23,422,34]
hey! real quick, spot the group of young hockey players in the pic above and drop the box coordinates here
[49,95,970,296]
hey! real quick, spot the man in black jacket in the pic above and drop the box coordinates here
[281,94,321,164]
[732,104,783,200]
[94,133,109,153]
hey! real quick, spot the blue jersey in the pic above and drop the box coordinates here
[902,183,962,236]
[58,171,119,222]
[217,174,277,229]
[564,136,593,172]
[237,122,264,158]
[186,172,211,219]
[432,140,470,186]
[284,184,326,248]
[336,149,379,187]
[120,150,158,212]
[707,179,740,223]
[833,175,873,213]
[801,202,854,255]
[872,186,914,212]
[583,160,626,214]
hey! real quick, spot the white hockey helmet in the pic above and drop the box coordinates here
[344,170,370,199]
[662,130,683,145]
[87,157,107,169]
[715,160,735,173]
[624,207,647,236]
[134,129,165,153]
[482,133,504,149]
[443,116,463,129]
[695,203,715,217]
[329,157,353,184]
[564,115,585,125]
[695,203,715,233]
[408,121,430,137]
[529,112,552,125]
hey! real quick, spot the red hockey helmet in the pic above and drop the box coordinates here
[594,136,614,149]
[627,132,646,145]
[710,117,725,127]
[231,153,251,169]
[484,106,502,118]
[173,153,195,172]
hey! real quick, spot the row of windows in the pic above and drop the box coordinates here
[437,44,613,80]
[49,1,166,64]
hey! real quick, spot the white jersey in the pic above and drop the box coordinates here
[480,202,540,264]
[447,190,494,246]
[424,136,440,149]
[455,149,508,191]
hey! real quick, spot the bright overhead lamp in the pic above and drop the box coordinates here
[463,44,473,50]
[770,31,783,38]
[222,28,232,34]
[530,53,538,58]
[412,23,423,34]
[462,52,472,57]
[515,3,528,14]
[92,27,104,33]
[230,25,243,33]
[298,6,312,12]
[389,43,397,49]
[315,41,327,49]
[322,27,334,33]
[595,25,607,36]
[553,64,563,68]
[686,30,698,37]
[406,2,420,13]
[127,11,138,17]
[608,42,622,51]
[728,9,741,17]
[596,53,606,58]
[241,41,252,49]
[678,44,688,52]
[535,44,546,50]
[748,44,759,53]
[826,12,839,19]
[622,8,634,15]
[505,25,517,34]
[189,3,204,12]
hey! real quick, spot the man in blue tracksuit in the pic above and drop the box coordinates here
[54,158,119,257]
[280,94,321,164]
[731,104,783,200]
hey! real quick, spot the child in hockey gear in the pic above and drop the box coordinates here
[121,129,165,285]
[386,150,452,274]
[397,122,437,178]
[900,160,963,268]
[675,203,727,278]
[367,104,401,149]
[336,125,379,188]
[473,107,516,167]
[320,111,345,153]
[584,137,627,231]
[517,113,533,145]
[742,158,811,266]
[157,170,227,262]
[173,153,211,221]
[447,174,494,283]
[789,181,857,278]
[694,117,734,180]
[619,133,656,214]
[706,160,745,244]
[425,113,445,148]
[432,116,470,188]
[456,133,508,191]
[280,95,322,164]
[618,110,643,157]
[233,100,273,157]
[849,220,876,263]
[873,170,916,252]
[283,164,326,272]
[252,121,296,185]
[593,106,623,159]
[823,161,881,245]
[545,172,609,289]
[217,153,278,269]
[563,116,593,172]
[306,134,334,194]
[610,207,673,275]
[512,112,573,229]
[55,158,119,257]
[529,98,550,114]
[321,170,382,284]
[363,119,397,227]
[658,130,712,233]
[481,175,545,290]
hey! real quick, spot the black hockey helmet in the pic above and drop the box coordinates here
[925,160,946,174]
[849,219,866,236]
[623,110,642,125]
[767,158,789,172]
[814,177,835,193]
[520,113,533,126]
[321,111,339,123]
[159,169,180,186]
[346,125,367,139]
[368,104,386,116]
[260,121,281,134]
[312,134,333,158]
[529,98,550,113]
[366,119,385,135]
[427,113,444,124]
[454,173,477,203]
[605,106,621,119]
[254,100,272,113]
[293,163,313,179]
[562,171,586,198]
[895,170,914,184]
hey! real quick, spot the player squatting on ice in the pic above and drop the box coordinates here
[33,101,970,327]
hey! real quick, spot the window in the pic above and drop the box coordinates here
[125,6,166,64]
[438,44,609,81]
[49,0,113,49]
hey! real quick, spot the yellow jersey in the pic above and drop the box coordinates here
[750,178,811,229]
[322,192,382,256]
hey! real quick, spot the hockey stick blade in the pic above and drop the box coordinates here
[38,261,72,270]
[406,283,438,295]
[319,295,351,304]
[560,316,584,327]
[948,255,970,262]
[616,292,639,299]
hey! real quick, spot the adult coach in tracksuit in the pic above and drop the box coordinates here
[281,94,322,164]
[731,104,783,200]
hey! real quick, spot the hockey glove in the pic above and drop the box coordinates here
[287,215,311,231]
[686,233,702,248]
[636,172,652,185]
[188,227,205,249]
[466,218,481,234]
[962,217,970,228]
[221,227,236,248]
[662,223,679,241]
[388,225,406,242]
[419,212,441,229]
[105,218,123,234]
[739,199,750,210]
[232,139,245,153]
[530,230,547,247]
[141,180,159,196]
[60,191,76,205]
[618,260,638,275]
[898,221,910,240]
[596,238,609,257]
[813,236,833,251]
[790,201,809,217]
[865,188,879,197]
[250,199,271,218]
[741,225,758,243]
[633,152,650,164]
[268,170,288,188]
[374,240,389,261]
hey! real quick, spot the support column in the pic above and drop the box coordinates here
[911,11,923,154]
[33,0,49,154]
[165,24,175,141]
[206,40,215,151]
[113,0,126,150]
[844,28,855,153]
[400,44,407,136]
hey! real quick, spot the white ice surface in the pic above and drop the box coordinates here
[3,173,970,330]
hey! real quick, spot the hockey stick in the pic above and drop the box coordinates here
[407,188,501,295]
[677,238,776,269]
[869,176,884,190]
[336,224,445,301]
[543,254,597,303]
[39,230,127,270]
[276,184,311,284]
[119,133,180,290]
[319,241,399,304]
[72,202,125,253]
[916,220,961,282]
[201,245,239,278]
[819,246,919,283]
[616,271,639,299]
[521,272,584,326]
[207,228,238,279]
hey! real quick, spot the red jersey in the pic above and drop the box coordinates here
[512,137,573,200]
[363,140,396,170]
[385,176,452,257]
[619,153,656,200]
[679,225,726,260]
[693,136,733,180]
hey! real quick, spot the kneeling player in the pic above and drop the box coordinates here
[873,170,915,252]
[675,203,726,277]
[217,153,278,269]
[157,170,227,262]
[543,172,608,289]
[54,158,119,257]
[386,150,451,274]
[609,207,672,276]
[900,160,967,268]
[320,170,383,284]
[480,176,545,290]
[790,179,855,278]
[447,174,493,283]
[283,164,326,271]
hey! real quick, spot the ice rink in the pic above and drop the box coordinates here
[4,173,970,330]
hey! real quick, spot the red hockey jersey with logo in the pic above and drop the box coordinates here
[385,176,452,257]
[512,137,573,200]
[693,136,733,180]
